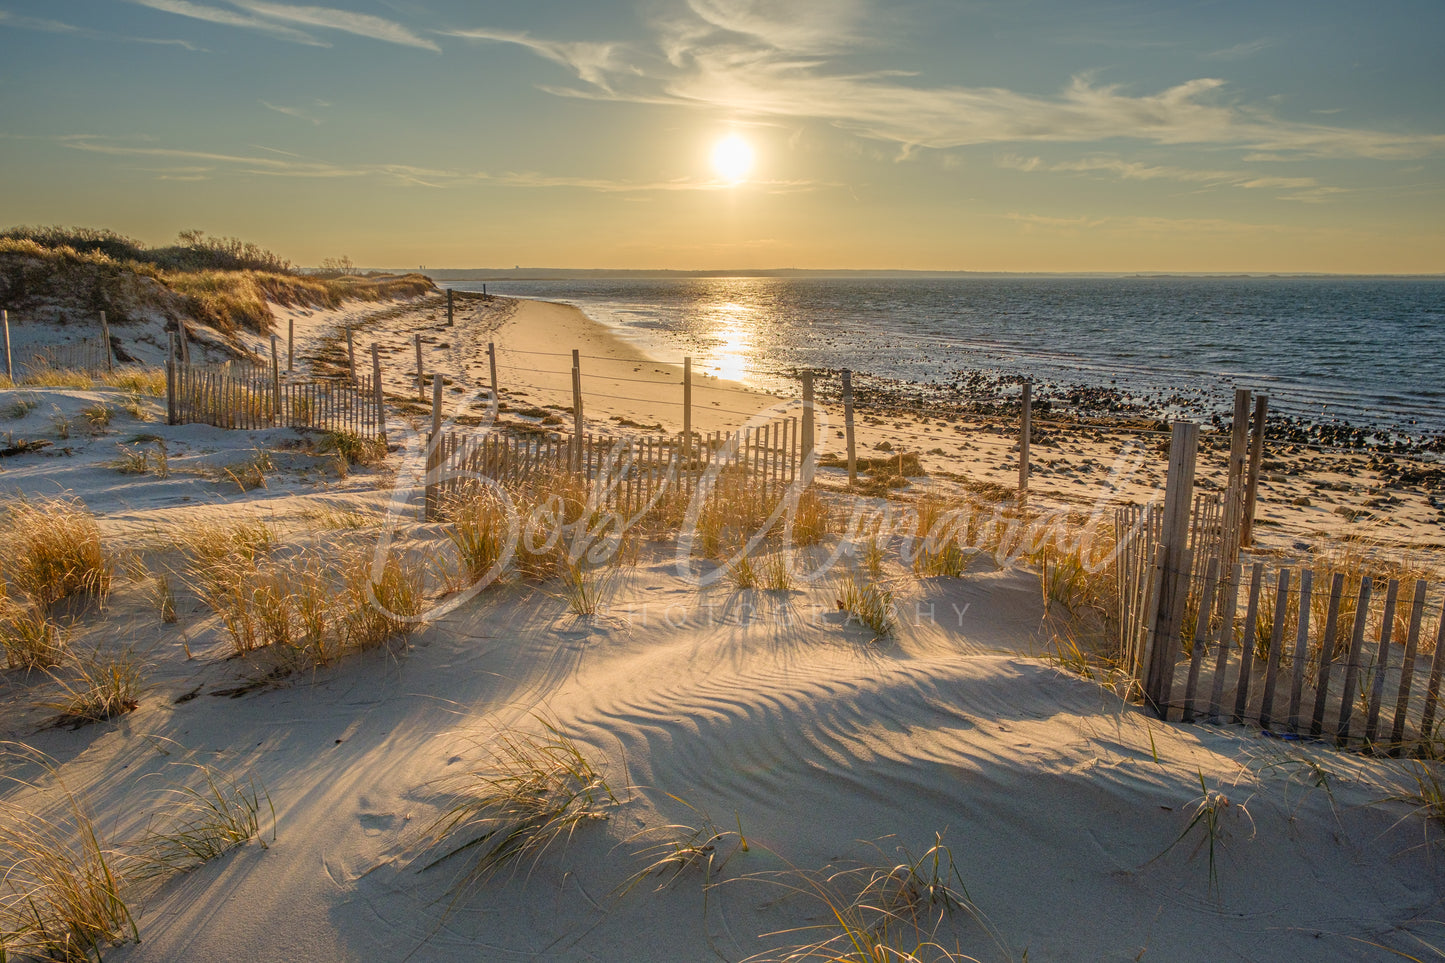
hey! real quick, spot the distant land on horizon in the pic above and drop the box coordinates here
[394,268,1445,282]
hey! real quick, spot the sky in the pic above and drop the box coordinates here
[1,0,1442,272]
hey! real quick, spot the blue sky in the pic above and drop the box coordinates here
[1,0,1442,271]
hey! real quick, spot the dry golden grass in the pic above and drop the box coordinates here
[0,601,66,670]
[195,543,425,673]
[41,648,145,726]
[0,747,138,960]
[421,718,616,890]
[2,495,112,609]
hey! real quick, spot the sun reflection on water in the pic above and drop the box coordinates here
[703,299,753,383]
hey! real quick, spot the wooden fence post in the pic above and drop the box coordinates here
[166,332,177,424]
[270,335,281,425]
[1143,420,1200,715]
[1018,382,1032,494]
[572,349,585,472]
[447,288,454,326]
[1221,387,1252,569]
[415,333,424,400]
[99,311,113,372]
[487,341,499,410]
[683,356,692,458]
[801,370,815,474]
[3,310,11,382]
[346,326,357,381]
[287,318,295,373]
[1241,394,1269,547]
[371,343,387,442]
[842,368,856,485]
[425,376,444,520]
[178,322,191,364]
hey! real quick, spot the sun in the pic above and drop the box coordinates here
[711,134,754,184]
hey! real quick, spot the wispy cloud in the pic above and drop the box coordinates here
[56,135,826,193]
[443,28,618,89]
[997,154,1337,201]
[1,8,204,49]
[229,1,439,51]
[461,3,1444,163]
[260,99,324,124]
[1201,39,1273,60]
[126,0,327,46]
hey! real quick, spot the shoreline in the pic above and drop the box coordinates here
[428,296,1445,556]
[452,279,1445,449]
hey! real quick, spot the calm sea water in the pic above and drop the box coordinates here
[447,277,1445,436]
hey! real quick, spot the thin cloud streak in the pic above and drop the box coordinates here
[0,9,204,49]
[126,0,326,46]
[57,136,828,193]
[997,154,1338,201]
[231,1,439,51]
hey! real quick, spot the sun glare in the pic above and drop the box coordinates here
[711,135,754,184]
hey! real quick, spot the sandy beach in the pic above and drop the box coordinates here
[1,291,1443,963]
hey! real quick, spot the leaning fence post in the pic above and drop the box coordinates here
[1144,420,1200,716]
[425,376,444,520]
[414,333,424,401]
[370,343,387,442]
[99,311,113,372]
[842,368,856,485]
[683,356,692,459]
[571,349,585,472]
[1222,388,1251,569]
[446,288,454,326]
[1018,382,1032,494]
[1241,394,1269,547]
[270,334,281,425]
[3,309,11,382]
[287,318,295,373]
[346,326,357,381]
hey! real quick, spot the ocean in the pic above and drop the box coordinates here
[444,276,1445,438]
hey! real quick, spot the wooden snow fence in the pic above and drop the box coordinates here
[1140,557,1444,754]
[424,416,802,522]
[167,361,384,437]
[1120,420,1445,755]
[18,337,113,377]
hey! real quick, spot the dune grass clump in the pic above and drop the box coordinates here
[788,487,835,548]
[726,551,759,590]
[318,429,386,467]
[100,368,166,398]
[3,496,112,609]
[446,489,514,586]
[42,648,145,726]
[138,765,274,878]
[422,719,617,889]
[556,554,616,617]
[111,439,169,477]
[760,551,795,592]
[4,394,39,419]
[618,802,748,896]
[747,835,993,963]
[0,601,66,670]
[194,543,424,672]
[838,572,896,638]
[0,751,138,961]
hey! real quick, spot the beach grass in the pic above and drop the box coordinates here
[138,765,273,878]
[422,718,617,889]
[0,748,138,961]
[3,495,112,610]
[42,647,145,726]
[838,572,896,638]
